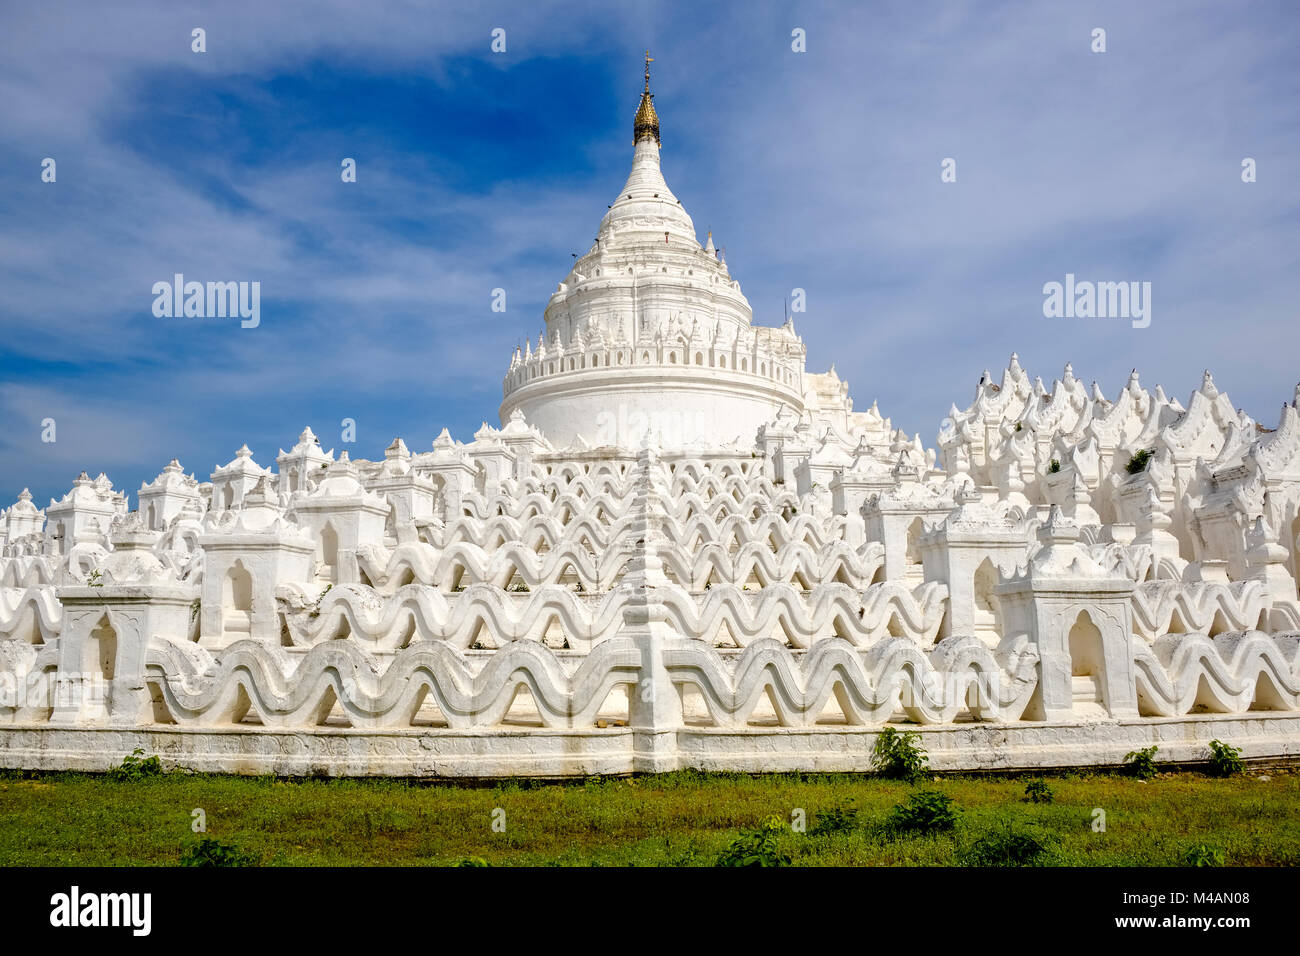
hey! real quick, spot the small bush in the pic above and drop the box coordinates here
[809,804,859,837]
[1206,740,1244,778]
[715,816,791,867]
[1048,459,1060,474]
[871,727,930,783]
[1125,449,1153,475]
[106,749,163,782]
[961,826,1053,866]
[1123,745,1159,780]
[1024,779,1054,803]
[453,856,490,867]
[1182,843,1224,867]
[885,790,958,837]
[180,838,257,867]
[307,583,332,618]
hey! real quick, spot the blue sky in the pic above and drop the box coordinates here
[1,0,1298,508]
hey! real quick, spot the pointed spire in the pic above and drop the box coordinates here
[704,230,714,255]
[633,50,660,145]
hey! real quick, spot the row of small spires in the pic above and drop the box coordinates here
[970,354,1300,415]
[976,353,1233,403]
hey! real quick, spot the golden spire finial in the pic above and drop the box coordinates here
[634,50,660,145]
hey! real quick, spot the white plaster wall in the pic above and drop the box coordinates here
[503,371,796,450]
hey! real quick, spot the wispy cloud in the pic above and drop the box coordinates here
[1,0,1297,506]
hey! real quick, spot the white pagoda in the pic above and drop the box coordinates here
[1,57,1298,776]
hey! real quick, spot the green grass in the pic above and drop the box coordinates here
[0,766,1295,866]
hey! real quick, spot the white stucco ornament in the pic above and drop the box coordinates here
[2,59,1299,775]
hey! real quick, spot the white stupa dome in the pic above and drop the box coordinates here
[500,55,809,451]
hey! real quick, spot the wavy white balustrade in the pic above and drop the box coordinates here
[1130,580,1271,640]
[457,482,802,528]
[430,503,842,557]
[665,635,1039,727]
[4,601,1293,731]
[0,556,58,588]
[145,637,643,730]
[273,579,946,651]
[357,536,884,593]
[0,587,62,645]
[114,633,1037,731]
[1133,631,1300,716]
